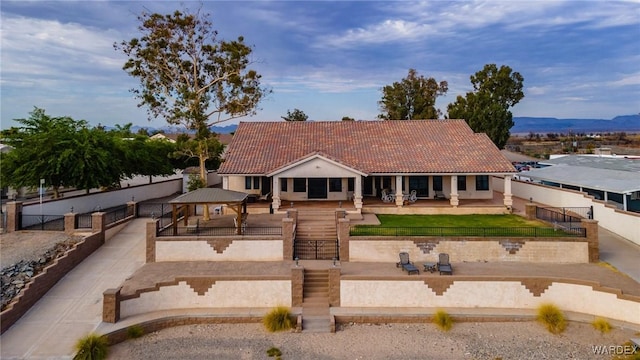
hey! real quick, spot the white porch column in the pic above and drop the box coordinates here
[354,176,363,211]
[222,176,229,190]
[449,175,459,207]
[623,193,628,211]
[272,177,281,211]
[395,175,404,206]
[503,175,513,208]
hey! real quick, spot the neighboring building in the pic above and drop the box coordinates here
[217,120,517,212]
[523,155,640,212]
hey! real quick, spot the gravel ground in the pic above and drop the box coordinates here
[0,231,77,267]
[108,322,638,360]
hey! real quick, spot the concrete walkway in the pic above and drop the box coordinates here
[0,219,148,359]
[599,226,640,283]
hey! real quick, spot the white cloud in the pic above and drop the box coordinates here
[609,73,640,87]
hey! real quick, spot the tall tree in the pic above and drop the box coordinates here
[0,108,121,197]
[447,64,524,149]
[115,7,269,186]
[378,68,448,120]
[282,108,308,121]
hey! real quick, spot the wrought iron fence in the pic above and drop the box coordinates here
[349,226,586,237]
[294,239,339,260]
[157,226,282,237]
[104,205,129,226]
[20,214,65,231]
[75,213,93,229]
[137,202,172,218]
[536,206,592,231]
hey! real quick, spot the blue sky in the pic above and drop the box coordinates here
[1,1,639,130]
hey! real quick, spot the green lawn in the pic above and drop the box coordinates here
[375,214,548,227]
[350,214,582,237]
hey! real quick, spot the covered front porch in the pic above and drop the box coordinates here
[244,190,514,216]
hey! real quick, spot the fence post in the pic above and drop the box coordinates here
[337,218,350,261]
[525,204,537,220]
[291,264,304,307]
[102,288,121,323]
[64,212,77,235]
[581,218,599,262]
[5,201,22,233]
[91,212,106,244]
[127,201,137,218]
[282,218,294,261]
[146,220,157,263]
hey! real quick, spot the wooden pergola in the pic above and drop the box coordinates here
[168,188,248,235]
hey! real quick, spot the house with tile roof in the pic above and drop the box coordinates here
[217,120,516,213]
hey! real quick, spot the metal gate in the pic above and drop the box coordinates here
[294,240,339,260]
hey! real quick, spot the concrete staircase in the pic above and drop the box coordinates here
[301,269,331,333]
[296,210,337,241]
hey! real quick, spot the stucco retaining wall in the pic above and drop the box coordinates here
[494,177,640,246]
[348,239,589,263]
[120,280,291,319]
[340,279,640,325]
[155,239,284,261]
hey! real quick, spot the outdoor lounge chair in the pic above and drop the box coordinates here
[396,252,419,275]
[408,190,417,203]
[434,191,447,200]
[186,218,199,233]
[437,253,453,275]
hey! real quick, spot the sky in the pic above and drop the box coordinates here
[1,1,639,130]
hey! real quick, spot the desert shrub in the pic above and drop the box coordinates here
[266,346,283,359]
[263,306,294,332]
[433,309,453,331]
[592,317,612,334]
[73,333,109,360]
[126,324,144,339]
[537,303,566,334]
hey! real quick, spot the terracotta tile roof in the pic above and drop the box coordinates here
[217,120,516,175]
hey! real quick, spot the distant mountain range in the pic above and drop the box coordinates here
[510,114,640,134]
[131,115,640,135]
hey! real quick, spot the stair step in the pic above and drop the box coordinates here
[302,317,331,333]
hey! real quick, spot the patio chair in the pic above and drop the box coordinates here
[396,252,419,275]
[186,218,199,233]
[437,253,453,275]
[381,189,394,203]
[408,190,417,203]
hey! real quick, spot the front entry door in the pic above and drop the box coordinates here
[307,178,327,199]
[261,176,271,195]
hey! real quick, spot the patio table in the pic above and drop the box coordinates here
[423,263,437,273]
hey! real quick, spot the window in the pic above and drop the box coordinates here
[253,176,260,189]
[245,177,252,190]
[382,177,392,190]
[457,176,467,191]
[409,176,428,197]
[433,176,443,192]
[281,178,287,192]
[293,178,306,192]
[329,178,342,192]
[347,178,354,192]
[475,175,489,191]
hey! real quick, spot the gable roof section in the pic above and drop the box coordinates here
[266,151,368,177]
[218,120,516,175]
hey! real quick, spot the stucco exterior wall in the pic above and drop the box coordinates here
[348,239,589,263]
[340,280,640,324]
[120,280,291,318]
[155,240,283,261]
[495,177,640,246]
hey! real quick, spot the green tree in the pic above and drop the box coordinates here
[0,108,122,197]
[378,68,448,120]
[341,116,355,121]
[64,127,122,193]
[447,64,524,149]
[115,7,269,187]
[282,108,308,121]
